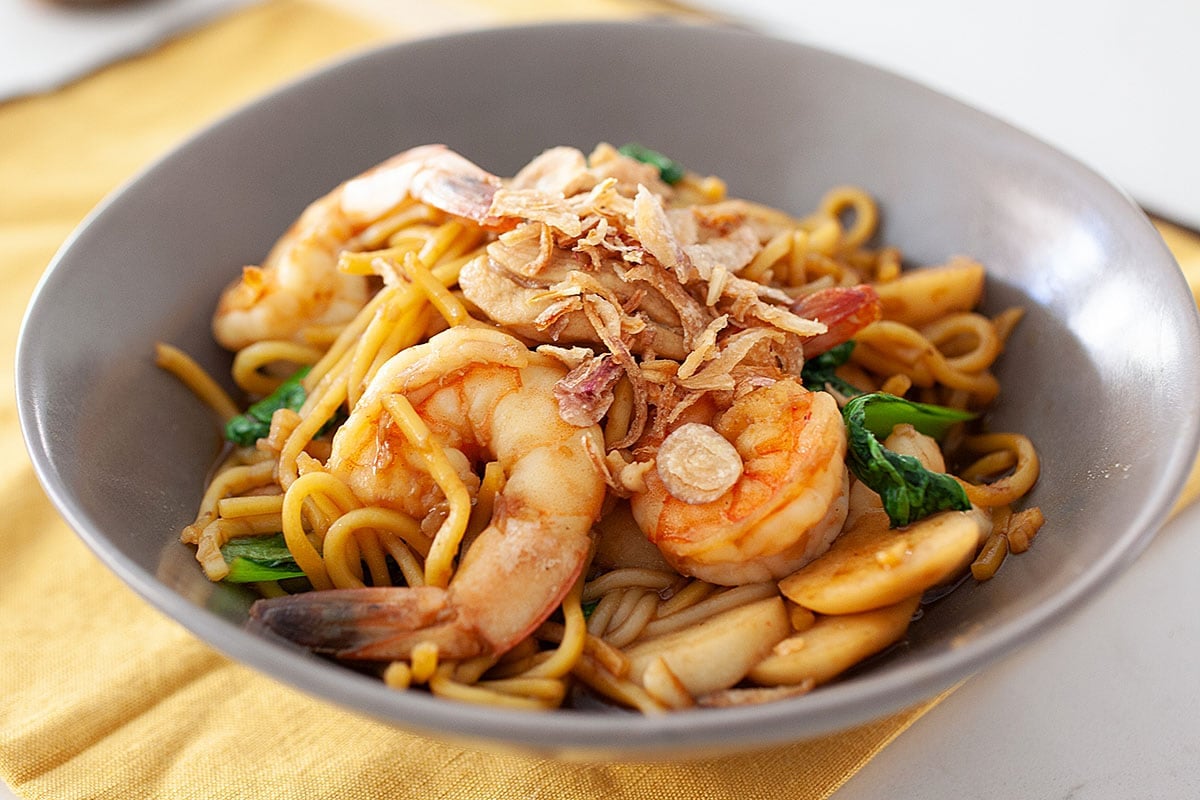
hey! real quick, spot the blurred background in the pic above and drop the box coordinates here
[694,0,1199,230]
[3,0,1196,228]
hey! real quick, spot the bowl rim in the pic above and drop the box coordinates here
[16,19,1200,757]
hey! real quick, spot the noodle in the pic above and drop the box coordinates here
[305,285,400,391]
[599,590,660,648]
[378,531,426,588]
[429,665,563,710]
[380,393,472,589]
[216,494,285,519]
[1005,507,1046,554]
[281,471,360,590]
[182,459,276,544]
[520,574,588,679]
[639,583,778,640]
[232,341,325,395]
[322,508,429,589]
[582,568,677,600]
[407,641,440,684]
[970,531,1009,581]
[154,343,240,421]
[163,142,1043,713]
[195,517,283,580]
[463,461,504,544]
[571,653,667,714]
[279,370,348,488]
[818,185,877,249]
[655,579,717,618]
[959,433,1040,507]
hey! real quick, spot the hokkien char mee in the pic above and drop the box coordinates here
[157,143,1042,711]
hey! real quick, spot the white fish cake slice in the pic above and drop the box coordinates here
[778,508,986,615]
[748,595,920,687]
[872,257,984,327]
[625,596,790,697]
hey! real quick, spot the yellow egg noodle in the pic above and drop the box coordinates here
[158,143,1042,712]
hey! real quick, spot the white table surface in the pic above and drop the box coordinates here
[693,0,1200,231]
[835,499,1200,799]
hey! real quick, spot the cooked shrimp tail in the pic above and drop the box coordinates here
[251,515,592,661]
[251,326,605,661]
[250,586,479,659]
[791,284,882,357]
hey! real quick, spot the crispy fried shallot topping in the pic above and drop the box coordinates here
[554,353,623,428]
[454,143,881,462]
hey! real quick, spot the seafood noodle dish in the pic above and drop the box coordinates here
[159,143,1043,712]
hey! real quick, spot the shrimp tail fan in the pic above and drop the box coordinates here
[249,586,484,661]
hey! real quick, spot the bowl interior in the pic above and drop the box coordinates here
[17,22,1200,758]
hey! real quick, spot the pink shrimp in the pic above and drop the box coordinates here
[248,327,606,660]
[630,378,849,586]
[212,145,505,351]
[792,284,882,357]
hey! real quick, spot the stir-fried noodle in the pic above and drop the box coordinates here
[160,143,1042,712]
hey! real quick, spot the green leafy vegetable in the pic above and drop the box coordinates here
[842,393,976,528]
[848,392,977,441]
[224,366,311,446]
[617,143,686,184]
[220,533,305,583]
[800,341,864,398]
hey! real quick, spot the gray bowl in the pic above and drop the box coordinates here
[17,22,1200,759]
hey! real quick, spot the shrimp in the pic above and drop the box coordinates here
[212,145,504,351]
[791,285,882,357]
[249,326,607,660]
[629,377,849,586]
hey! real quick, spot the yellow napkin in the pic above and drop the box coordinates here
[1,2,1197,798]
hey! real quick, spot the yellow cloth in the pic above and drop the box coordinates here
[0,2,1196,798]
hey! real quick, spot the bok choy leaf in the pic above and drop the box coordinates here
[220,533,305,583]
[842,393,975,527]
[617,143,686,184]
[224,366,311,446]
[800,341,864,398]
